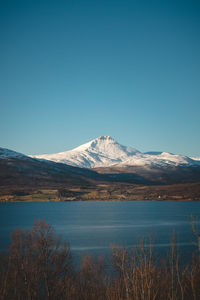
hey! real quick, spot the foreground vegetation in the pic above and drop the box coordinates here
[0,221,200,300]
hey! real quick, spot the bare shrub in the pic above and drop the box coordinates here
[1,221,200,300]
[0,220,72,300]
[110,239,161,300]
[75,254,106,300]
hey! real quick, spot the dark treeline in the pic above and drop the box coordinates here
[0,221,200,300]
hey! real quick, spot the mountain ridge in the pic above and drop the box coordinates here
[1,145,200,201]
[31,136,200,169]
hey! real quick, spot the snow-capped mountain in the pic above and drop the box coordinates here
[31,136,200,168]
[31,136,139,168]
[1,141,200,190]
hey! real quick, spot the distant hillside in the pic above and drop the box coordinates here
[94,164,200,185]
[0,147,98,193]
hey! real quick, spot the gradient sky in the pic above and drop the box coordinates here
[1,0,200,156]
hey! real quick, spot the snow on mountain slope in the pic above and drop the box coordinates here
[31,136,140,168]
[31,136,200,168]
[191,157,200,162]
[0,147,29,160]
[113,152,196,167]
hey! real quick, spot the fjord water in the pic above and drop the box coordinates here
[0,201,200,261]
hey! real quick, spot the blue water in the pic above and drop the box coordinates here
[0,201,200,262]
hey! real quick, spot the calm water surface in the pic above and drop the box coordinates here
[0,201,200,261]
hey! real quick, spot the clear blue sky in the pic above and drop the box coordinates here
[1,0,200,156]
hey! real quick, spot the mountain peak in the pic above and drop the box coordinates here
[31,137,200,169]
[74,136,139,155]
[96,136,114,141]
[32,136,140,168]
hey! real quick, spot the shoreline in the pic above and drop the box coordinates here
[1,198,200,203]
[1,181,200,202]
